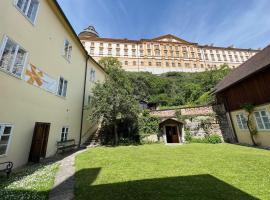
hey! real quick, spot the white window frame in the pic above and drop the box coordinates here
[60,126,69,142]
[57,76,68,97]
[254,110,270,130]
[90,68,96,82]
[63,39,72,62]
[236,114,248,130]
[14,0,40,25]
[0,124,13,157]
[0,35,28,79]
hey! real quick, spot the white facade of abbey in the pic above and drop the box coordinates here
[79,27,259,74]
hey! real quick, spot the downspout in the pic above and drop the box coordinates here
[78,55,88,148]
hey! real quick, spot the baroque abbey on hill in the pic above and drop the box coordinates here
[79,26,260,74]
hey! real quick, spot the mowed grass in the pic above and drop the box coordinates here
[75,144,270,200]
[0,162,58,200]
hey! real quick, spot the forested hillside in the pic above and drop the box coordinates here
[126,65,230,107]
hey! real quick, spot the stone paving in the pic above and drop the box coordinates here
[49,149,86,200]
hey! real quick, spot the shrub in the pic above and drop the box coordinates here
[184,131,192,142]
[207,134,222,144]
[190,137,209,143]
[138,110,160,141]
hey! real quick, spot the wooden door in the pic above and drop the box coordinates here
[171,126,179,143]
[28,122,50,163]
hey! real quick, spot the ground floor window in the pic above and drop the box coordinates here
[0,124,13,156]
[236,114,248,130]
[61,126,69,141]
[254,110,270,130]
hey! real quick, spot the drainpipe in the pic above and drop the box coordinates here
[78,56,88,148]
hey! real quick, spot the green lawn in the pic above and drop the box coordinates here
[0,162,58,200]
[75,144,270,200]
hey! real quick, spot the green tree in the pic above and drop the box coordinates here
[126,64,231,107]
[196,91,214,105]
[138,110,160,140]
[242,104,258,146]
[99,56,122,70]
[89,58,139,145]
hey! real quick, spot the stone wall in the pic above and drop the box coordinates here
[212,104,238,143]
[150,105,236,142]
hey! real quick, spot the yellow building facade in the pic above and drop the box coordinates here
[215,44,270,148]
[0,0,105,167]
[231,104,270,147]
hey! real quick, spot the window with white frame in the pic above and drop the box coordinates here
[63,39,72,61]
[0,124,13,156]
[61,126,69,142]
[15,0,39,23]
[90,68,96,82]
[254,110,270,130]
[58,77,68,97]
[0,36,27,77]
[236,114,248,130]
[88,95,92,105]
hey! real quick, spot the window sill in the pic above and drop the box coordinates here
[0,154,7,158]
[256,129,270,132]
[0,68,23,80]
[62,55,71,63]
[56,94,67,99]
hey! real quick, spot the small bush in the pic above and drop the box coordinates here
[184,131,192,142]
[138,110,160,141]
[190,137,209,143]
[207,134,222,144]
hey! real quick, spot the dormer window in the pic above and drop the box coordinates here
[15,0,40,24]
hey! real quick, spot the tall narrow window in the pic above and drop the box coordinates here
[116,49,120,56]
[183,52,188,59]
[254,111,270,130]
[90,47,94,55]
[0,36,27,77]
[211,54,215,61]
[63,40,72,61]
[140,50,144,57]
[108,49,112,55]
[16,0,39,23]
[58,77,68,97]
[88,95,92,104]
[0,124,13,156]
[61,126,69,142]
[90,68,96,82]
[236,114,248,130]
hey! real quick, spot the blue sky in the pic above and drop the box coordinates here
[57,0,270,49]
